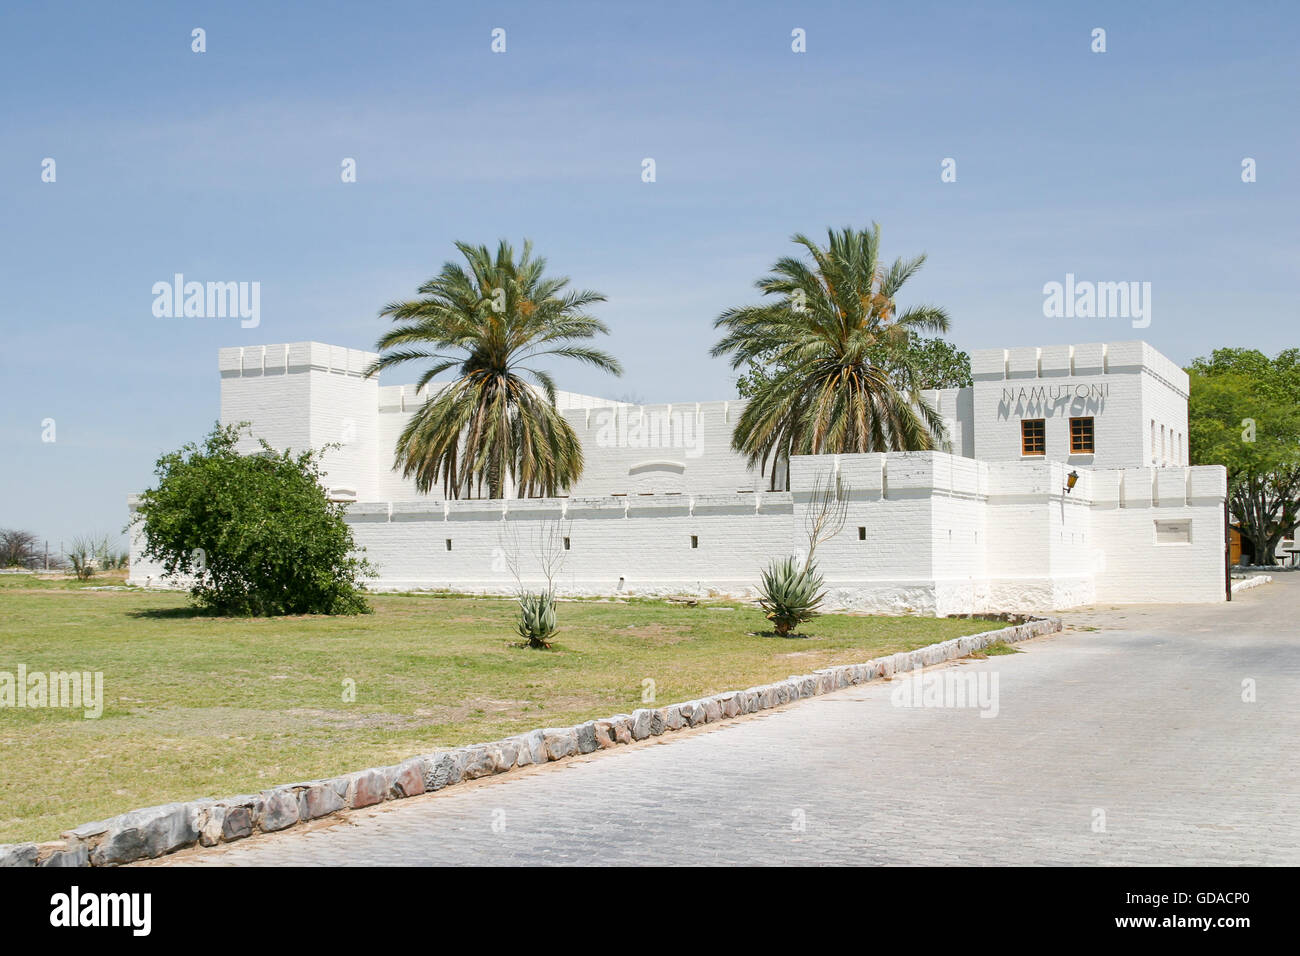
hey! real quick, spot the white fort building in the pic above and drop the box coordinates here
[128,339,1229,614]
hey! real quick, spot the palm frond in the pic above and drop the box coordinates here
[370,239,621,497]
[713,225,951,469]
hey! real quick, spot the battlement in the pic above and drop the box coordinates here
[971,340,1186,395]
[216,336,1191,503]
[972,342,1114,380]
[218,342,379,379]
[789,451,1224,508]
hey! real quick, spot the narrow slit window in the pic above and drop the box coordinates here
[690,535,698,549]
[1021,418,1046,456]
[1069,416,1095,454]
[445,539,452,551]
[857,526,866,540]
[563,537,571,551]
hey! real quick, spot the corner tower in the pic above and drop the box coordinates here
[970,341,1188,469]
[218,342,381,500]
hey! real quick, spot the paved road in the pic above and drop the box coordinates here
[154,573,1300,866]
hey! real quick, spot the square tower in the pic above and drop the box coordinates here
[218,342,381,500]
[969,341,1189,469]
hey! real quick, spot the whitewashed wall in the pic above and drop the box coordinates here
[131,340,1225,614]
[971,340,1189,470]
[377,397,773,498]
[221,343,776,499]
[917,387,974,457]
[220,339,1179,502]
[220,343,381,499]
[346,493,794,596]
[128,451,1228,613]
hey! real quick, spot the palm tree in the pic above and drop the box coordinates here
[711,225,952,488]
[365,240,622,499]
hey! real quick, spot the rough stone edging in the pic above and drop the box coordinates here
[0,616,1062,868]
[1230,574,1272,593]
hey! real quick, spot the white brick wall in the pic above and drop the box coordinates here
[126,340,1227,613]
[220,342,381,499]
[970,340,1188,470]
[220,339,1183,500]
[129,449,1228,612]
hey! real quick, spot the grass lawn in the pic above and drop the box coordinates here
[0,572,1003,844]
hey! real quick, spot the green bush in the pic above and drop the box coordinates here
[757,556,826,637]
[516,590,558,648]
[134,422,373,615]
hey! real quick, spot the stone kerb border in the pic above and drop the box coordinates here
[0,617,1061,868]
[1230,574,1272,594]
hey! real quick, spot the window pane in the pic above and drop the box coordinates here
[1021,419,1045,455]
[1070,417,1094,453]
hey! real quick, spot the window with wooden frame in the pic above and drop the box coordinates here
[1021,418,1046,456]
[1069,416,1095,454]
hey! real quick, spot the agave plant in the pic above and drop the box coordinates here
[757,556,826,637]
[516,590,558,649]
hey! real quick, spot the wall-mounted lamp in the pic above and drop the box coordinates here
[1064,470,1079,494]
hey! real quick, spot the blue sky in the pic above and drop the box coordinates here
[2,0,1296,550]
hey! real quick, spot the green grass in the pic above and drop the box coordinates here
[0,572,1002,844]
[976,641,1022,657]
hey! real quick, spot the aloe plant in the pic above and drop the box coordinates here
[757,557,826,637]
[516,590,558,648]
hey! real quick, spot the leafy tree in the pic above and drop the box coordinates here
[0,529,39,568]
[712,225,955,489]
[365,239,623,499]
[1188,348,1300,563]
[134,423,373,615]
[897,332,972,389]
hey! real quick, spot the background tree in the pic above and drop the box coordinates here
[365,239,622,499]
[134,423,373,615]
[893,332,973,389]
[712,225,955,489]
[1187,347,1300,564]
[0,529,40,568]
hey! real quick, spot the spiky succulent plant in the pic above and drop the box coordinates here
[757,557,826,637]
[516,590,558,648]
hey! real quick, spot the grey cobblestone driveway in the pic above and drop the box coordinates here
[151,573,1300,866]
